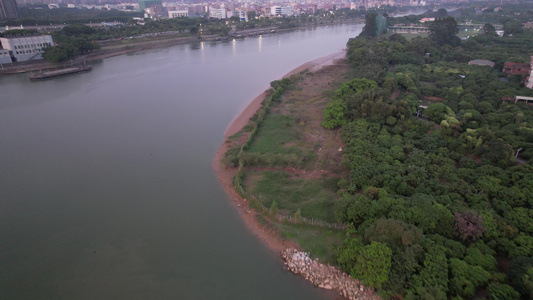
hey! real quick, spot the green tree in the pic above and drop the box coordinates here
[508,257,533,297]
[504,20,523,36]
[428,17,460,47]
[360,12,378,37]
[435,8,448,18]
[424,103,454,123]
[353,242,393,288]
[486,283,521,300]
[482,23,497,36]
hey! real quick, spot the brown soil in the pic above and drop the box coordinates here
[212,51,349,253]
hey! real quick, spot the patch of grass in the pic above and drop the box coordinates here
[277,222,344,264]
[228,131,244,141]
[250,171,338,222]
[247,114,303,155]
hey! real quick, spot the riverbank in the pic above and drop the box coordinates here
[212,51,380,299]
[212,50,345,252]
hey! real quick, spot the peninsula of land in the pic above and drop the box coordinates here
[212,50,380,300]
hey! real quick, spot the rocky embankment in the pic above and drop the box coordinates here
[281,249,381,300]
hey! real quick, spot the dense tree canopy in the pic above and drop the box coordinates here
[325,8,533,298]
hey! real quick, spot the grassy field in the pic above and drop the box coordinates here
[247,114,303,154]
[248,171,338,222]
[226,63,350,261]
[276,222,345,264]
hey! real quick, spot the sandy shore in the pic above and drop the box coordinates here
[212,50,346,252]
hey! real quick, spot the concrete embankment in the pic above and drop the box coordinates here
[281,249,381,300]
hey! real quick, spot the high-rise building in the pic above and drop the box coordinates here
[0,0,20,19]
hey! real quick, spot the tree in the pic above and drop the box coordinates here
[42,45,69,63]
[321,78,377,129]
[409,244,449,298]
[504,20,523,35]
[482,23,497,36]
[247,11,256,20]
[424,103,454,123]
[353,242,393,288]
[486,283,520,300]
[455,211,485,242]
[508,256,533,297]
[428,17,460,47]
[449,258,491,298]
[360,13,377,37]
[435,8,448,18]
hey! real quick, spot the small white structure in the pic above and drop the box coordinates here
[0,35,54,62]
[0,49,12,63]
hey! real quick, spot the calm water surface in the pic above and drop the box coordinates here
[0,24,363,299]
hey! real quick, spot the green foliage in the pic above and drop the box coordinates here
[0,29,39,37]
[424,103,455,123]
[360,13,378,37]
[321,78,377,129]
[449,258,491,298]
[325,7,533,299]
[269,199,278,216]
[428,17,460,46]
[486,283,521,300]
[508,257,533,297]
[321,97,347,129]
[408,244,448,298]
[353,242,393,288]
[253,171,337,222]
[43,24,100,63]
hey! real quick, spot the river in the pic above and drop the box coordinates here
[0,23,363,299]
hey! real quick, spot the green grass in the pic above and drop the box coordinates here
[228,130,244,141]
[247,114,303,155]
[277,222,344,264]
[250,171,338,222]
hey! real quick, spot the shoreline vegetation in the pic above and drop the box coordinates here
[213,51,380,299]
[213,51,344,251]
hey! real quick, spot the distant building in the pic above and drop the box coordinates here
[270,6,293,16]
[503,61,530,76]
[0,0,20,19]
[168,10,188,18]
[468,59,495,67]
[145,5,164,17]
[138,0,161,12]
[0,35,54,62]
[209,7,226,19]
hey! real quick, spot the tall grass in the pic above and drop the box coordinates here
[253,171,338,223]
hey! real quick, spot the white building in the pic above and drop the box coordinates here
[168,10,188,18]
[209,7,226,19]
[0,49,12,64]
[271,6,293,16]
[280,6,293,16]
[0,35,54,62]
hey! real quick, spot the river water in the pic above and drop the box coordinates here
[0,24,362,299]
